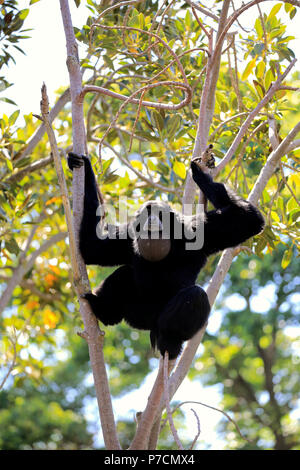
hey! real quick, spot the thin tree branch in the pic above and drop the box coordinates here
[267,116,300,206]
[215,59,297,175]
[183,1,231,208]
[186,0,219,21]
[163,352,184,450]
[148,418,162,450]
[101,140,180,195]
[215,0,300,60]
[225,121,266,183]
[189,408,201,450]
[81,81,192,112]
[0,232,66,315]
[90,23,189,85]
[227,34,244,112]
[188,1,211,38]
[268,115,280,150]
[0,329,17,390]
[257,3,268,53]
[15,88,71,162]
[130,358,165,449]
[130,357,175,450]
[249,121,300,204]
[1,310,36,390]
[205,0,231,128]
[4,155,53,184]
[15,58,125,165]
[171,400,252,445]
[21,279,61,303]
[40,84,81,286]
[287,139,300,153]
[163,120,300,418]
[280,163,300,207]
[90,123,148,143]
[209,112,249,140]
[59,0,121,450]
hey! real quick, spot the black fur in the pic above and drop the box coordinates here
[68,153,264,359]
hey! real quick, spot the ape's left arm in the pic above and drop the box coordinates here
[68,152,133,266]
[191,161,265,256]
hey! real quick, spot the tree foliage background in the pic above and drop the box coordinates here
[0,0,299,450]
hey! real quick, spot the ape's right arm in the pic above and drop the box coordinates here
[190,161,265,255]
[68,153,132,266]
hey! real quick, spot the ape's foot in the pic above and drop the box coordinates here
[157,334,183,360]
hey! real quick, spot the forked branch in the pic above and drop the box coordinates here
[167,119,300,412]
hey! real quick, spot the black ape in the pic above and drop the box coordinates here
[68,153,264,359]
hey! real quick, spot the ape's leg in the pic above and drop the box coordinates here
[155,285,211,359]
[83,265,134,326]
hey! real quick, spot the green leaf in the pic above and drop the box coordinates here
[242,58,256,81]
[150,110,164,134]
[270,27,283,39]
[19,9,30,20]
[80,63,94,70]
[30,0,41,4]
[144,151,162,158]
[284,3,293,12]
[255,61,265,80]
[0,97,17,106]
[253,43,264,56]
[13,157,31,169]
[103,55,114,71]
[221,100,228,112]
[130,160,143,171]
[253,79,265,98]
[174,19,184,33]
[139,13,145,29]
[102,158,114,174]
[103,171,119,184]
[173,161,186,179]
[255,236,267,256]
[5,238,20,255]
[288,208,300,224]
[281,246,293,269]
[265,68,275,90]
[148,160,157,171]
[268,3,282,19]
[135,130,160,142]
[185,10,192,28]
[0,205,7,221]
[166,115,181,140]
[291,210,300,223]
[6,159,13,172]
[271,211,280,223]
[254,18,263,39]
[264,226,277,241]
[274,89,286,100]
[128,9,140,28]
[9,110,20,126]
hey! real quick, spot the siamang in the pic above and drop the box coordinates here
[68,152,264,359]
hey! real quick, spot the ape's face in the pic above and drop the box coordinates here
[135,200,172,236]
[133,201,172,262]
